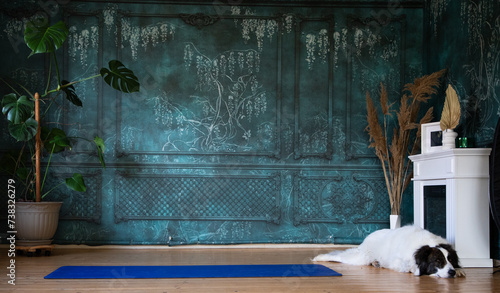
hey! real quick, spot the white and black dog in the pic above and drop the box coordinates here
[313,225,465,278]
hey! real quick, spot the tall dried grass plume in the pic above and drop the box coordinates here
[365,69,446,215]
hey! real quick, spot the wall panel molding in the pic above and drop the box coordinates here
[51,171,102,224]
[344,14,408,160]
[115,172,281,223]
[114,11,283,159]
[293,16,335,160]
[293,172,388,226]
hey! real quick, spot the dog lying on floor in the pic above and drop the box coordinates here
[313,225,465,278]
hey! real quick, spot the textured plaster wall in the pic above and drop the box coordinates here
[1,0,426,245]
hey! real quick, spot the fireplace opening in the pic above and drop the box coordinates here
[423,185,446,239]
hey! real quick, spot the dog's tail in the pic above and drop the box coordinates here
[313,248,369,265]
[312,250,343,262]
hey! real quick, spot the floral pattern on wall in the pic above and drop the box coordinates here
[429,0,499,143]
[160,44,271,153]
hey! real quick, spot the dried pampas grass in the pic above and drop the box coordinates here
[440,84,461,131]
[365,69,446,215]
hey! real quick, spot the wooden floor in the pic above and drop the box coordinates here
[1,245,499,292]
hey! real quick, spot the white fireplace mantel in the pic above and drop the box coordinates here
[409,148,492,267]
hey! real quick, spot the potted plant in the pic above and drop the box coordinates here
[365,69,446,228]
[1,18,140,246]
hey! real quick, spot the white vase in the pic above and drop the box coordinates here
[390,215,401,229]
[442,129,457,150]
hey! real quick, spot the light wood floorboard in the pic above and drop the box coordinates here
[1,245,499,292]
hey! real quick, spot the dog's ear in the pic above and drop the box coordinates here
[414,245,433,275]
[438,243,461,268]
[415,245,432,263]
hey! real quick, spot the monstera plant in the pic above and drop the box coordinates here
[1,19,139,246]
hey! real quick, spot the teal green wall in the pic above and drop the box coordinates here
[426,0,500,144]
[425,0,500,259]
[6,0,496,248]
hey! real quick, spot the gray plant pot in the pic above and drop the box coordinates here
[15,202,63,246]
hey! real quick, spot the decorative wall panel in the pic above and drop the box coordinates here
[63,12,102,154]
[115,172,281,223]
[293,172,389,225]
[294,17,334,159]
[115,12,281,158]
[49,171,102,223]
[345,15,407,159]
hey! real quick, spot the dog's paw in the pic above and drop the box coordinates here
[371,261,380,268]
[455,268,466,277]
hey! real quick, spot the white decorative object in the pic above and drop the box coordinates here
[409,148,492,267]
[421,122,442,154]
[442,129,458,150]
[390,215,401,229]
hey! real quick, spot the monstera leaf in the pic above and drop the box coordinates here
[8,118,38,141]
[60,80,82,107]
[94,136,106,168]
[100,60,140,93]
[24,20,68,56]
[65,173,86,192]
[2,93,33,124]
[42,127,71,153]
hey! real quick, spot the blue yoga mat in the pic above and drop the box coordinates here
[44,264,341,279]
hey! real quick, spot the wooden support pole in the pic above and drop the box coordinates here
[35,92,41,202]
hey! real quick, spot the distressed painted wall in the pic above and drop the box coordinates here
[426,0,500,259]
[0,0,425,245]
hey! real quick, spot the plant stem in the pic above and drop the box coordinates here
[44,56,53,96]
[41,143,56,197]
[45,74,102,95]
[0,77,34,99]
[53,51,62,87]
[41,182,65,199]
[65,74,102,86]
